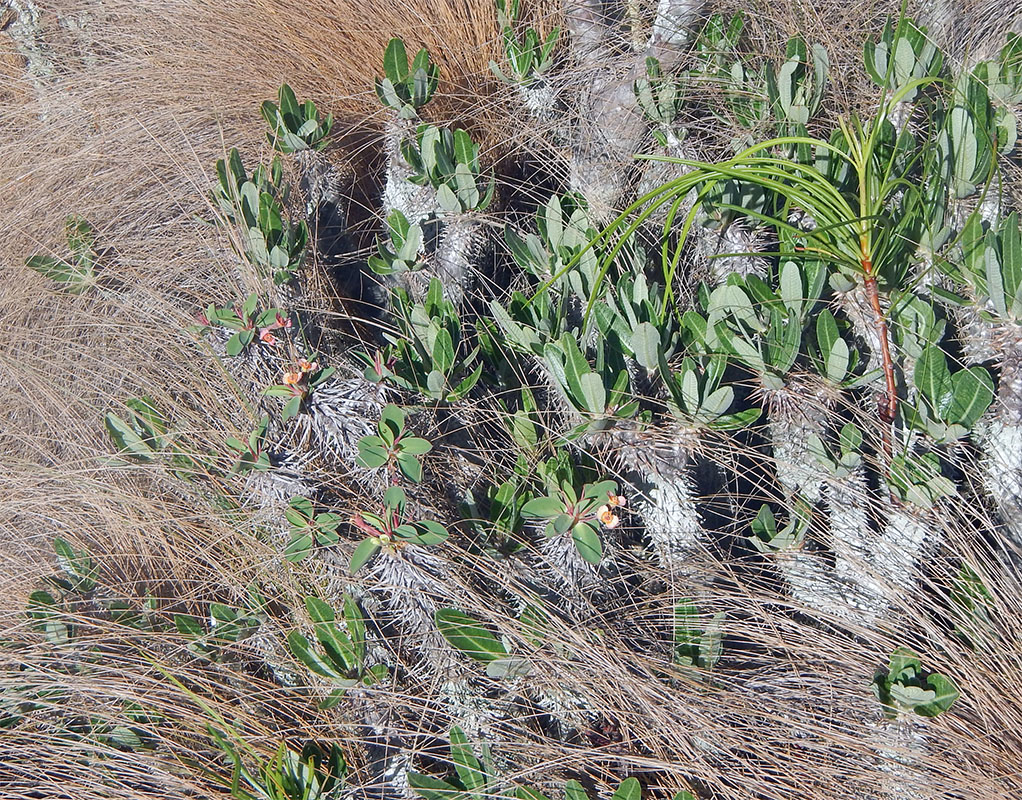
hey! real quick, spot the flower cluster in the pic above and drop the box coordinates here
[258,312,292,346]
[282,357,319,387]
[597,492,627,529]
[262,354,335,422]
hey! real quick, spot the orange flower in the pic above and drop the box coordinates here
[282,371,303,386]
[298,358,319,374]
[597,505,621,529]
[606,492,627,508]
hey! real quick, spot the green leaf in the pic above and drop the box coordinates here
[890,683,935,710]
[407,772,461,800]
[986,239,1007,317]
[408,520,448,546]
[225,332,245,357]
[344,594,367,662]
[916,672,959,717]
[565,780,589,800]
[281,395,302,423]
[559,334,591,406]
[384,485,407,510]
[779,260,803,314]
[285,500,312,528]
[613,778,642,800]
[631,322,661,370]
[434,608,507,662]
[396,453,424,483]
[579,372,607,415]
[716,324,766,373]
[26,255,72,283]
[307,597,359,671]
[701,385,734,418]
[948,366,995,428]
[287,631,342,679]
[485,655,532,679]
[914,346,952,415]
[449,727,486,793]
[709,283,759,330]
[433,328,455,373]
[357,439,389,469]
[887,647,921,681]
[449,362,483,401]
[383,38,410,85]
[379,404,405,441]
[826,337,850,384]
[816,309,839,362]
[571,522,602,564]
[53,537,95,591]
[174,614,204,639]
[521,496,564,518]
[284,532,314,562]
[349,539,381,574]
[1001,213,1022,306]
[105,413,156,462]
[840,423,863,453]
[400,437,432,456]
[437,183,462,214]
[209,603,238,624]
[125,396,168,438]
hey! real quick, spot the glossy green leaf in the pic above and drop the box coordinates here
[287,631,342,679]
[383,38,410,85]
[396,453,423,483]
[407,772,460,800]
[284,532,314,562]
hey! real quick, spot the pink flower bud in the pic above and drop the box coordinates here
[607,492,627,508]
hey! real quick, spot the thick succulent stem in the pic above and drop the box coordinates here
[772,549,862,620]
[363,543,460,671]
[3,0,60,115]
[835,282,897,462]
[872,714,933,800]
[642,466,705,572]
[381,117,437,225]
[781,466,933,627]
[611,422,706,576]
[762,375,835,505]
[564,0,700,221]
[300,373,386,470]
[871,494,933,612]
[979,331,1022,545]
[536,522,611,617]
[415,215,488,306]
[826,467,887,620]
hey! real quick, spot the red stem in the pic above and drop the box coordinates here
[860,252,896,459]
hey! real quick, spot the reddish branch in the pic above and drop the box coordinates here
[860,244,897,458]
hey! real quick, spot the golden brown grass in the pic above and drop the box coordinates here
[4,1,1022,799]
